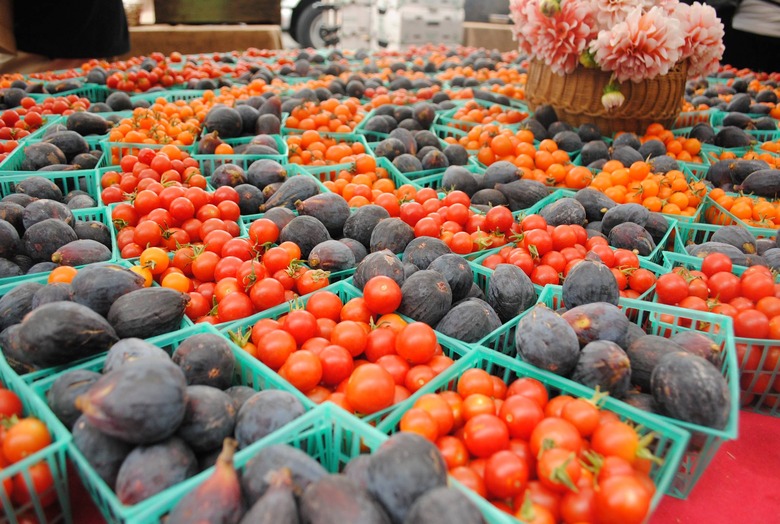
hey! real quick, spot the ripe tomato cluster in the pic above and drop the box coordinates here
[0,110,47,162]
[655,253,780,407]
[15,94,92,116]
[286,130,368,166]
[0,387,56,512]
[655,253,780,337]
[399,369,656,524]
[232,277,454,415]
[284,97,364,133]
[398,189,516,254]
[588,161,707,217]
[0,109,44,140]
[479,213,657,294]
[105,65,183,92]
[132,217,332,324]
[111,175,241,259]
[448,100,528,128]
[100,146,208,205]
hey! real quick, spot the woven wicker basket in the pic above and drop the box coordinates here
[525,59,689,135]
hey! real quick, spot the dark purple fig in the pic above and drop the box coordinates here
[211,163,247,188]
[197,130,224,155]
[168,439,245,524]
[21,199,73,229]
[235,390,306,449]
[103,338,170,374]
[107,287,189,339]
[205,106,243,139]
[51,239,112,265]
[22,218,78,262]
[116,436,198,504]
[172,332,236,390]
[176,386,237,453]
[239,467,299,524]
[47,369,101,429]
[300,474,392,524]
[77,359,188,444]
[72,415,134,487]
[18,301,118,367]
[515,304,580,377]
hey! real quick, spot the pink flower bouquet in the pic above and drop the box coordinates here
[510,0,725,109]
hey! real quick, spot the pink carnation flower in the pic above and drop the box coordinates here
[675,2,725,77]
[591,6,685,83]
[509,0,534,55]
[590,0,642,31]
[526,0,598,75]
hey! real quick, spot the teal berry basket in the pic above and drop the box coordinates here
[673,108,713,130]
[99,140,198,165]
[218,279,475,428]
[479,284,740,499]
[0,353,73,524]
[26,322,313,524]
[0,206,117,288]
[379,347,691,522]
[136,402,510,524]
[128,89,206,105]
[0,260,193,385]
[662,251,780,417]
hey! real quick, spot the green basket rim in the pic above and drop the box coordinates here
[41,322,316,523]
[379,347,690,516]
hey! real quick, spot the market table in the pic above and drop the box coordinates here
[124,24,284,57]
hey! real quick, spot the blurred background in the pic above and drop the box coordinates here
[122,0,515,53]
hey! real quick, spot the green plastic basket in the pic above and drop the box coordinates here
[514,189,682,265]
[137,402,507,524]
[0,137,105,171]
[0,353,72,524]
[0,206,117,288]
[196,151,285,178]
[0,260,194,384]
[675,219,777,250]
[699,194,779,233]
[379,347,690,521]
[26,322,313,524]
[128,89,206,105]
[12,114,66,144]
[99,140,197,165]
[673,109,713,130]
[661,251,780,417]
[353,107,393,142]
[300,156,413,192]
[402,162,484,190]
[670,127,712,169]
[48,83,110,103]
[434,102,527,134]
[710,110,779,129]
[218,279,473,426]
[0,169,102,214]
[479,285,739,499]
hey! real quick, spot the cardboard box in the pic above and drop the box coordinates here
[153,0,281,25]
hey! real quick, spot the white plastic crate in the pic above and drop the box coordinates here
[373,6,464,48]
[379,0,465,9]
[340,3,372,34]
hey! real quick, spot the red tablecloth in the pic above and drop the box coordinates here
[69,411,780,523]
